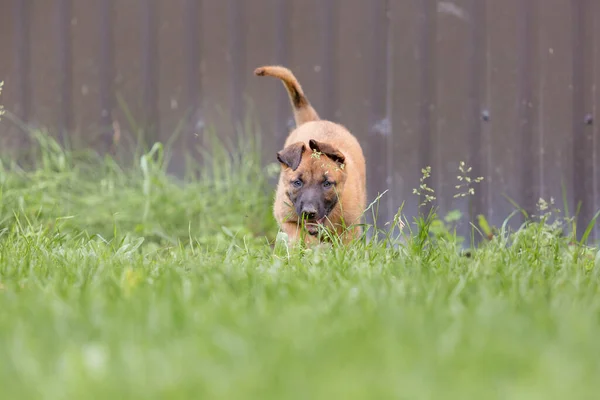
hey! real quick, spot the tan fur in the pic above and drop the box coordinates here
[254,66,320,127]
[254,65,367,245]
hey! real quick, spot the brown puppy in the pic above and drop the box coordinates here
[254,65,367,245]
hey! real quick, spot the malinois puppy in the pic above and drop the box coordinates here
[254,65,367,245]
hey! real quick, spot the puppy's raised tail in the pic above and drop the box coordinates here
[254,65,319,127]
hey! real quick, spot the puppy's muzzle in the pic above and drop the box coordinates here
[299,204,327,236]
[301,206,318,221]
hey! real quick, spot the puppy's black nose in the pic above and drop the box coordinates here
[301,206,317,220]
[303,212,316,220]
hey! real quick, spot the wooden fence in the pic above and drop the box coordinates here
[0,0,599,240]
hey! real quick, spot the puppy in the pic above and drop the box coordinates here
[254,65,367,245]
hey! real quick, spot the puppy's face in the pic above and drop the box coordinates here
[277,139,347,235]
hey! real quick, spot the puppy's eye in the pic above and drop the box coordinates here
[292,179,303,188]
[322,181,333,189]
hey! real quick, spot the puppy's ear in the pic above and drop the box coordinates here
[308,139,345,165]
[276,142,305,171]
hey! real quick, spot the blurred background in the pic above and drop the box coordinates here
[0,0,598,240]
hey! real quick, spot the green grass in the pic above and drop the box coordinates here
[1,131,599,399]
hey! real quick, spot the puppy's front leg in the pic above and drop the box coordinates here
[280,221,301,245]
[280,221,320,247]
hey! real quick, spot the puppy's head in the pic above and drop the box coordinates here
[277,139,347,235]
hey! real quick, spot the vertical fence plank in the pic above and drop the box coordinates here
[111,1,142,146]
[383,0,394,225]
[141,0,159,147]
[336,0,373,228]
[486,1,519,230]
[244,0,278,161]
[516,0,538,220]
[199,2,229,139]
[13,0,32,130]
[320,0,338,121]
[367,0,393,229]
[57,0,73,141]
[229,0,245,130]
[388,0,420,230]
[184,0,203,146]
[289,0,321,128]
[152,0,192,175]
[536,0,573,225]
[28,2,58,133]
[99,0,115,149]
[571,0,595,240]
[435,0,470,239]
[467,0,489,239]
[416,0,437,215]
[274,0,292,147]
[595,0,600,241]
[481,0,494,223]
[336,0,371,155]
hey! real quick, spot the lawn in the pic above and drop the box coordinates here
[0,132,599,399]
